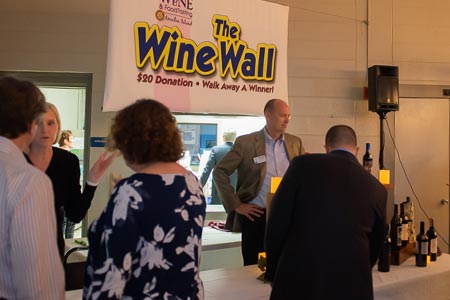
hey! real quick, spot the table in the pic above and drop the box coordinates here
[373,253,450,300]
[65,227,241,252]
[198,227,243,270]
[202,254,450,300]
[64,227,242,268]
[66,254,450,300]
[65,266,268,300]
[201,227,241,251]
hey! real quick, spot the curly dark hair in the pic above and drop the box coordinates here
[108,99,184,165]
[0,76,46,138]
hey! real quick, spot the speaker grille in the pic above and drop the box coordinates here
[368,65,399,112]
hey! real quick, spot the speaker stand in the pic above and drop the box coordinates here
[377,111,388,169]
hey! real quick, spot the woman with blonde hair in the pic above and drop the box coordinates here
[25,102,117,259]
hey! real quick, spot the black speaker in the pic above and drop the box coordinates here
[368,65,399,112]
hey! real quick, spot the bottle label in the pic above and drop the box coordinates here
[363,160,373,173]
[401,223,409,240]
[430,238,438,253]
[417,241,429,254]
[396,227,402,246]
[408,221,416,243]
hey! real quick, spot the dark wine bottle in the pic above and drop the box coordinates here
[415,221,429,267]
[426,218,438,261]
[400,203,409,247]
[362,143,373,173]
[378,224,391,272]
[390,204,402,250]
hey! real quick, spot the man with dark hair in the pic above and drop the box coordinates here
[0,76,64,299]
[214,99,304,265]
[265,124,387,300]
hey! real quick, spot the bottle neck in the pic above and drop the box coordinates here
[429,218,435,228]
[420,221,425,234]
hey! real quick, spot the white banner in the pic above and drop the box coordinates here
[103,0,289,114]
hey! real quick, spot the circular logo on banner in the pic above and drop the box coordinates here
[155,10,165,21]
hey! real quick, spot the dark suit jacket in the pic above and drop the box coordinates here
[199,142,237,204]
[213,128,304,231]
[265,150,387,300]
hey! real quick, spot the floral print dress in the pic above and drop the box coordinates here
[83,172,206,300]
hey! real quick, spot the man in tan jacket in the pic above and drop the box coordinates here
[213,99,304,265]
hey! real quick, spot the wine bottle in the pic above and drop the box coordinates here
[378,224,391,272]
[362,143,373,173]
[390,204,402,250]
[426,218,438,261]
[400,203,409,247]
[405,197,416,243]
[415,221,429,267]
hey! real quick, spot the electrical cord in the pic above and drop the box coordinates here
[384,118,450,248]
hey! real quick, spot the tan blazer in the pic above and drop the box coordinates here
[213,129,304,231]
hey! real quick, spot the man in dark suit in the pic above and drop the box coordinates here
[265,125,387,300]
[200,129,237,204]
[214,99,304,265]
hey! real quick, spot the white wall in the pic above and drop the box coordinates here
[1,0,449,226]
[284,0,374,155]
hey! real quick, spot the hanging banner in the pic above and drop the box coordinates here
[103,0,289,114]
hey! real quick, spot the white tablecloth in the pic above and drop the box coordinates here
[373,253,450,300]
[67,253,450,300]
[200,254,450,300]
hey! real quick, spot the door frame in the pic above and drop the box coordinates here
[0,71,93,235]
[389,84,450,252]
[0,71,93,184]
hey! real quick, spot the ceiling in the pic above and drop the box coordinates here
[0,0,110,15]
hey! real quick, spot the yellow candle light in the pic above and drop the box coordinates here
[257,252,267,272]
[271,177,282,193]
[379,169,390,185]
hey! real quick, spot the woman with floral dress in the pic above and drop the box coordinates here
[83,99,206,300]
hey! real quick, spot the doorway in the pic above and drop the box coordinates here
[394,98,450,253]
[0,71,93,238]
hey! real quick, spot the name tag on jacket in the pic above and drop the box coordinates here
[253,155,266,164]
